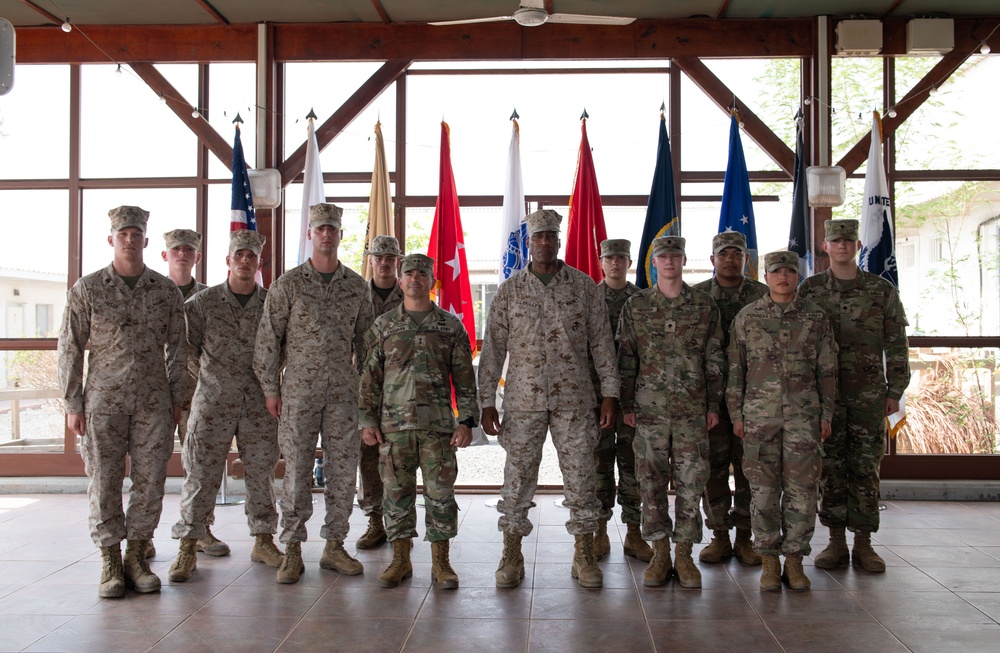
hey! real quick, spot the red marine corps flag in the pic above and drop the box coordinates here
[428,121,477,355]
[564,111,608,283]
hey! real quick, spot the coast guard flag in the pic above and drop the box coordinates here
[718,111,759,279]
[859,111,898,287]
[637,110,679,288]
[788,111,813,278]
[499,116,527,284]
[299,116,325,264]
[230,123,257,233]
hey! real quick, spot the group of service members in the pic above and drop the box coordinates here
[57,203,907,598]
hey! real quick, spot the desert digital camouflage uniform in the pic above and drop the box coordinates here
[254,259,373,544]
[359,303,478,541]
[594,278,642,525]
[58,264,187,547]
[691,273,767,533]
[479,262,619,537]
[798,266,909,533]
[727,292,838,556]
[172,281,279,541]
[618,283,724,544]
[176,279,208,442]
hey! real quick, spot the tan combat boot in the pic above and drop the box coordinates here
[571,533,604,589]
[782,554,811,590]
[623,523,653,562]
[674,542,702,588]
[814,526,850,569]
[733,528,762,566]
[276,541,304,584]
[495,532,525,588]
[642,538,673,587]
[196,527,231,557]
[699,529,734,563]
[320,539,364,575]
[142,540,156,559]
[852,531,886,573]
[356,514,388,550]
[592,519,611,560]
[431,539,459,589]
[379,538,413,588]
[759,554,781,591]
[168,538,198,582]
[99,544,125,598]
[123,540,161,593]
[250,534,285,568]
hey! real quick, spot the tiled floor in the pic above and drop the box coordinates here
[1,492,1000,652]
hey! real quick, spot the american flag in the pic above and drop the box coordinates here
[230,122,257,233]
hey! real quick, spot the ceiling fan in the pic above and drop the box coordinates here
[429,0,636,27]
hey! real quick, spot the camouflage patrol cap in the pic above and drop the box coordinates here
[229,229,266,256]
[600,239,631,258]
[163,229,202,250]
[109,205,149,233]
[652,236,686,256]
[824,219,860,241]
[309,203,343,230]
[764,250,799,273]
[364,235,401,257]
[526,209,562,236]
[400,253,434,276]
[712,230,747,254]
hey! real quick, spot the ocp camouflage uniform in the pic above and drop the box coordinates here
[58,263,187,547]
[479,261,619,537]
[254,259,373,544]
[173,282,279,541]
[798,268,909,533]
[727,294,838,555]
[691,275,767,532]
[359,304,478,541]
[618,283,724,543]
[358,279,405,523]
[594,279,642,525]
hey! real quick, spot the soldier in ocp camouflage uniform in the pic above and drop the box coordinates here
[58,205,187,598]
[479,209,619,590]
[618,236,724,589]
[254,203,374,584]
[798,219,910,573]
[359,253,478,590]
[591,238,651,562]
[727,251,838,591]
[356,234,405,551]
[168,230,284,583]
[692,230,768,567]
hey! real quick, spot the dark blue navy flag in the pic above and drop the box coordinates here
[230,124,257,232]
[636,112,679,288]
[788,112,813,278]
[718,112,759,279]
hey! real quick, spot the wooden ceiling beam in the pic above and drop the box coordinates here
[673,56,795,176]
[195,0,230,26]
[278,59,411,187]
[369,0,392,24]
[18,0,61,25]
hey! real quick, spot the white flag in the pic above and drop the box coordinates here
[499,118,527,284]
[299,118,324,265]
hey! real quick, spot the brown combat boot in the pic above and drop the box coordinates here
[379,538,413,588]
[431,540,459,589]
[623,523,653,562]
[320,539,364,575]
[759,554,781,591]
[356,514,388,550]
[276,541,304,584]
[814,526,850,569]
[592,519,611,560]
[142,540,156,559]
[699,529,734,563]
[642,538,673,587]
[495,532,525,588]
[99,544,125,598]
[852,531,886,573]
[168,538,198,582]
[250,534,285,568]
[571,533,603,588]
[733,528,762,565]
[783,554,811,590]
[123,540,161,593]
[674,542,702,588]
[196,527,231,557]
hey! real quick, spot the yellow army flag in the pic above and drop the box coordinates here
[363,120,394,280]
